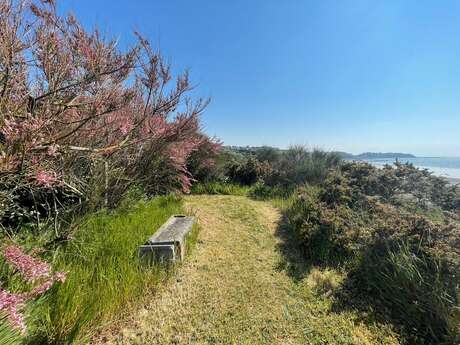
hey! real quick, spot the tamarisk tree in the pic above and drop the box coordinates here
[0,0,220,229]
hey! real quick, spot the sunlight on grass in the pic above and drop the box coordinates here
[27,195,184,344]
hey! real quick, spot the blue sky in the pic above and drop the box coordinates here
[60,0,460,156]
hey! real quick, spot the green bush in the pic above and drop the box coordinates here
[284,164,460,343]
[263,147,341,187]
[248,182,293,200]
[227,157,270,185]
[284,187,359,265]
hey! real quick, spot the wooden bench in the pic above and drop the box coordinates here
[139,215,195,263]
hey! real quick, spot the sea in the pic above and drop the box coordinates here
[352,157,460,180]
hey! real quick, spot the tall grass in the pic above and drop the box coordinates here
[23,195,184,344]
[356,241,460,344]
[0,314,21,345]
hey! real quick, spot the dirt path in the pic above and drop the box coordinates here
[100,195,398,345]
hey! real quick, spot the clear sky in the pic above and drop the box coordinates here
[59,0,460,156]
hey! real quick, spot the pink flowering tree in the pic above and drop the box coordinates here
[0,0,220,229]
[0,245,66,334]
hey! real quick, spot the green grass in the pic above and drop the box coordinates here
[191,182,250,196]
[18,195,186,344]
[0,314,22,345]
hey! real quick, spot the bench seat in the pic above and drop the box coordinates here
[139,215,195,263]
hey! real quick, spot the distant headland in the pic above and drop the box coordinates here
[226,146,417,160]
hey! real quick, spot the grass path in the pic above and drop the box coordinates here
[97,195,398,345]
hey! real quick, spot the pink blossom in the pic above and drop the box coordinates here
[53,271,67,283]
[26,280,53,298]
[180,174,192,194]
[2,245,51,283]
[34,170,59,188]
[0,246,67,334]
[23,271,66,299]
[119,118,134,135]
[30,156,40,166]
[0,289,26,334]
[149,116,170,137]
[47,145,59,157]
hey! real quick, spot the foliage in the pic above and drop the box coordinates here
[0,245,66,334]
[284,162,460,343]
[186,134,222,183]
[341,161,460,210]
[247,181,293,200]
[0,0,219,231]
[212,145,342,190]
[226,157,270,185]
[264,146,341,187]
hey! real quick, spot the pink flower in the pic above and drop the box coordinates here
[47,145,59,157]
[34,170,59,188]
[53,271,67,283]
[30,156,40,166]
[0,289,26,334]
[2,245,51,283]
[119,118,134,135]
[1,246,67,334]
[24,271,66,299]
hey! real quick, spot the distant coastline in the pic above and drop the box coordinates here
[337,152,416,159]
[354,156,460,184]
[446,177,460,185]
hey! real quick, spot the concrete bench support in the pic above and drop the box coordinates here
[139,215,195,263]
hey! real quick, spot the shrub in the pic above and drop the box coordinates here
[284,163,460,343]
[263,146,342,187]
[285,187,360,265]
[341,161,460,211]
[0,0,219,231]
[226,157,270,185]
[187,135,223,183]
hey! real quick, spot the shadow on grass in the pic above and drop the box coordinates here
[273,214,313,281]
[330,253,458,345]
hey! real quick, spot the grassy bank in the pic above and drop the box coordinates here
[1,195,185,344]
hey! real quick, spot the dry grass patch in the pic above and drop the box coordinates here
[305,268,344,297]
